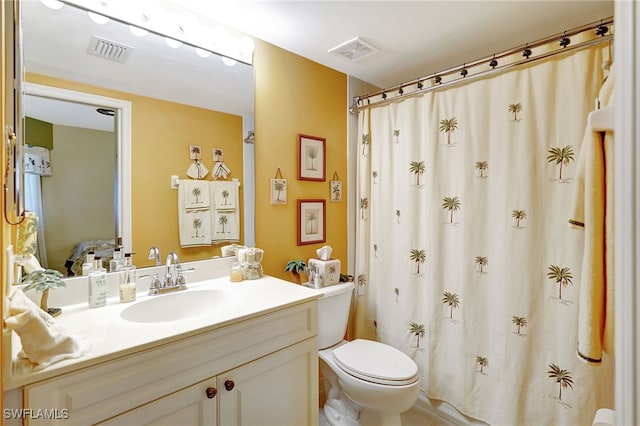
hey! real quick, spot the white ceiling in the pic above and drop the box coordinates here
[177,0,614,89]
[22,0,613,130]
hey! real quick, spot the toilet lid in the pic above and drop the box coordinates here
[332,339,419,386]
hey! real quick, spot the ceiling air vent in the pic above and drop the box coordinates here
[329,37,379,62]
[87,35,133,63]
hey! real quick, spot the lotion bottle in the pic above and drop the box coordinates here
[88,256,108,308]
[81,250,95,276]
[119,253,136,303]
[110,247,123,272]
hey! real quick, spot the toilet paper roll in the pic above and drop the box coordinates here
[592,408,615,426]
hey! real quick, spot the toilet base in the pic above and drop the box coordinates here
[319,401,402,426]
[319,371,404,426]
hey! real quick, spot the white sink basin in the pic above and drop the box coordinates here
[120,289,236,323]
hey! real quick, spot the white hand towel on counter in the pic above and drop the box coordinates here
[5,289,90,370]
[181,179,210,210]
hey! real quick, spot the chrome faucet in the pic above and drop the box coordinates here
[163,252,187,292]
[146,246,163,295]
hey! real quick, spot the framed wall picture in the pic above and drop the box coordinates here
[298,134,326,181]
[297,199,326,245]
[330,172,342,202]
[271,179,287,204]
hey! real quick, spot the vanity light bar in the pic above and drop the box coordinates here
[58,0,254,65]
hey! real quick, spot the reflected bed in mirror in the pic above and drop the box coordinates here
[21,0,255,276]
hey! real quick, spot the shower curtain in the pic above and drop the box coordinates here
[354,46,614,425]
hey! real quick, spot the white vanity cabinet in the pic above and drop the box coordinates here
[103,338,317,426]
[22,300,319,426]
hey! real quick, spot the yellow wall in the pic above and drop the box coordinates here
[3,30,348,289]
[253,40,348,281]
[25,73,244,267]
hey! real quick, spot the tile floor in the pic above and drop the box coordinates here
[400,406,455,426]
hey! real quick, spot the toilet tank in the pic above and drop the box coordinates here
[315,282,354,349]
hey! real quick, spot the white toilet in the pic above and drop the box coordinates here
[313,281,420,426]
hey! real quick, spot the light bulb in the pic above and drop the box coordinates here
[129,25,148,37]
[222,57,237,67]
[195,48,212,58]
[88,11,110,25]
[40,0,64,10]
[165,37,182,49]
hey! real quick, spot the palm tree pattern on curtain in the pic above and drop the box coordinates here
[475,160,488,178]
[354,46,613,425]
[547,145,575,181]
[547,264,574,301]
[512,316,528,335]
[508,102,523,121]
[439,117,459,145]
[476,356,488,374]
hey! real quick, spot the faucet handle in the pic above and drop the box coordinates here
[140,273,162,295]
[175,272,187,289]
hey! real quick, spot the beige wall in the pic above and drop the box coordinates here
[42,125,116,272]
[253,39,348,281]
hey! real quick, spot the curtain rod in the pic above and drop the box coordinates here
[351,17,614,112]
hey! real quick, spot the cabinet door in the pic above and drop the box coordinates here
[219,338,318,426]
[99,379,218,426]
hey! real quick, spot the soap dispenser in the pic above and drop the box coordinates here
[119,253,136,303]
[88,256,108,308]
[81,250,95,276]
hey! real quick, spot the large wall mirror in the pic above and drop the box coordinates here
[20,0,255,276]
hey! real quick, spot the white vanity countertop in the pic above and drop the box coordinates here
[5,275,320,390]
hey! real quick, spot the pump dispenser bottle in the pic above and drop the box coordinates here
[88,256,108,308]
[119,253,136,303]
[110,247,123,272]
[82,250,95,276]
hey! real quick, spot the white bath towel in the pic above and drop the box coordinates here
[212,211,240,242]
[212,181,238,210]
[211,180,240,243]
[179,210,212,247]
[181,179,210,210]
[5,289,90,370]
[178,180,212,247]
[569,68,615,364]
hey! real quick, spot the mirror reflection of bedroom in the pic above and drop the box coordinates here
[23,95,117,276]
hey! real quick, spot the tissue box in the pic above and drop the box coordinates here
[308,258,341,286]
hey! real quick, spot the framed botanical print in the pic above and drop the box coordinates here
[330,172,342,202]
[298,134,326,181]
[271,178,287,204]
[297,199,326,245]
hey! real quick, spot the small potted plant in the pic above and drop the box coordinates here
[21,268,66,317]
[284,260,306,285]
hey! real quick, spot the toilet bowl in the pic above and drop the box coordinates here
[312,282,420,426]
